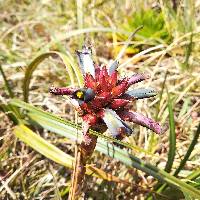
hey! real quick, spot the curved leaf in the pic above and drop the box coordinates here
[165,92,176,172]
[13,124,127,183]
[10,99,157,156]
[23,51,84,102]
[14,124,73,168]
[10,99,200,199]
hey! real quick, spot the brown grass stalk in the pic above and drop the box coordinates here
[69,133,97,199]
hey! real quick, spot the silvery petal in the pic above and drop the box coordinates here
[76,45,95,77]
[71,99,84,107]
[101,109,132,137]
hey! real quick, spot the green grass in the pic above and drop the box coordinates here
[0,0,200,199]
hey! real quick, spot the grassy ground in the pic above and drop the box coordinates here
[0,0,200,199]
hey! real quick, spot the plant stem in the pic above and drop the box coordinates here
[69,132,97,199]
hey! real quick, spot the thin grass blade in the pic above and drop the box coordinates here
[0,65,14,98]
[23,51,84,102]
[186,168,200,181]
[10,99,200,199]
[14,124,74,168]
[174,123,200,176]
[165,92,176,172]
[182,0,195,69]
[0,103,19,124]
[76,0,83,47]
[13,124,125,183]
[10,99,161,156]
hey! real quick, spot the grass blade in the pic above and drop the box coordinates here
[13,124,126,183]
[148,121,200,198]
[41,27,129,54]
[0,65,14,98]
[58,51,84,87]
[14,124,74,168]
[148,104,199,199]
[10,99,162,157]
[182,0,195,69]
[165,92,176,172]
[186,168,200,181]
[23,51,84,102]
[0,103,19,124]
[148,71,168,153]
[183,32,193,69]
[174,123,200,176]
[10,99,200,199]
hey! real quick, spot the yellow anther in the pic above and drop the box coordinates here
[76,91,84,99]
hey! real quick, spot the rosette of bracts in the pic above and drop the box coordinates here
[50,46,163,144]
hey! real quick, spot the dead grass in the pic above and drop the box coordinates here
[0,0,200,199]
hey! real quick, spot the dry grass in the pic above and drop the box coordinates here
[0,0,200,199]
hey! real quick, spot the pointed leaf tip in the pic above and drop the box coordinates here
[128,73,150,86]
[109,60,119,75]
[119,111,163,134]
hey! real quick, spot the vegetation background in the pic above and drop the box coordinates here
[0,0,200,199]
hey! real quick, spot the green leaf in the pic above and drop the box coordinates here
[148,123,200,199]
[56,51,84,87]
[10,99,200,199]
[0,65,23,123]
[9,99,161,156]
[165,92,176,172]
[23,51,84,102]
[178,97,191,119]
[183,192,193,200]
[13,124,125,183]
[14,124,74,168]
[174,123,200,176]
[146,107,199,199]
[149,92,176,199]
[186,168,200,181]
[0,65,14,98]
[0,102,23,124]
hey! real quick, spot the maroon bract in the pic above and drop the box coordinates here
[49,46,162,141]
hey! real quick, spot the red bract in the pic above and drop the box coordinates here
[49,46,163,141]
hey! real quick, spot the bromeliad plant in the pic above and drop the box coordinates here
[49,45,163,195]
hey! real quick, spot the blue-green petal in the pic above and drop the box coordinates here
[126,88,157,99]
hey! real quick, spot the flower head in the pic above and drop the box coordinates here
[50,46,163,140]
